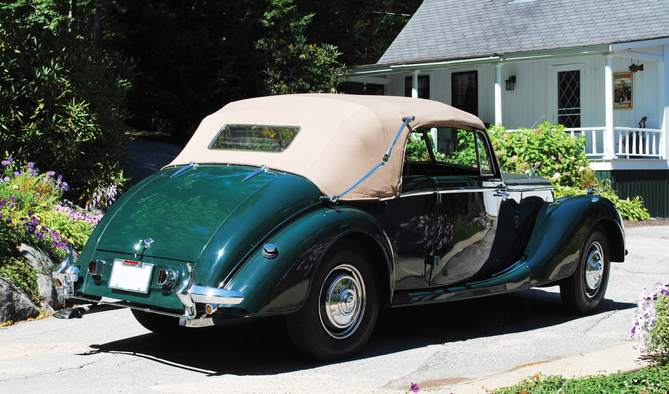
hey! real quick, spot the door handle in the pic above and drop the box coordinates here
[493,189,510,198]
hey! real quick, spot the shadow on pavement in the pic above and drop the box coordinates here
[84,287,635,376]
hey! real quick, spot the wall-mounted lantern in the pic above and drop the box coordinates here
[505,76,516,91]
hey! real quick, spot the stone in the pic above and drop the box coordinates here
[19,243,55,272]
[0,276,40,324]
[37,273,63,310]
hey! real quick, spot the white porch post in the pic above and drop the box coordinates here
[604,54,616,160]
[495,63,503,126]
[411,70,420,98]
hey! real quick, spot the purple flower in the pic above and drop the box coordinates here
[410,383,420,393]
[1,157,13,166]
[36,232,44,240]
[10,196,17,202]
[2,176,8,182]
[6,217,11,224]
[13,171,20,178]
[27,162,35,169]
[46,171,55,177]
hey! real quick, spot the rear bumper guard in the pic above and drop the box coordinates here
[53,252,244,328]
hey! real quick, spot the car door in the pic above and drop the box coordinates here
[424,128,517,287]
[360,130,440,290]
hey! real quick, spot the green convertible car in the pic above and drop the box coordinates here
[54,94,625,361]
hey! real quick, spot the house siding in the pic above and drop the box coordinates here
[597,170,669,218]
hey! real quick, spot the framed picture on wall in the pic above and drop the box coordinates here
[613,72,632,109]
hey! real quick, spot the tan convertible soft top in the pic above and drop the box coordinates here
[169,94,485,201]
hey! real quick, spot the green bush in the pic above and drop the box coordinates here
[554,183,651,221]
[489,122,589,188]
[0,14,131,205]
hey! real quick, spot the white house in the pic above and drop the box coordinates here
[349,0,669,216]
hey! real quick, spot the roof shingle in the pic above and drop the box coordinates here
[378,0,669,65]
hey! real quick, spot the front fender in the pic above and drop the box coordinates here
[524,194,624,286]
[223,207,393,315]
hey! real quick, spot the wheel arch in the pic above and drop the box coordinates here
[592,217,625,263]
[524,194,624,286]
[224,207,394,315]
[337,231,394,309]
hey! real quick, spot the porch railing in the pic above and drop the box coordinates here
[565,127,665,160]
[502,127,665,160]
[614,127,664,159]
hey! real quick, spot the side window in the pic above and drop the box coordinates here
[404,128,497,177]
[476,131,495,176]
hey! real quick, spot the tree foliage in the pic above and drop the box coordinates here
[0,8,131,204]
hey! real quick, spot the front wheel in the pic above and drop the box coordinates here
[286,240,379,362]
[560,227,610,315]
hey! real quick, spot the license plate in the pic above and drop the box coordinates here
[108,259,154,294]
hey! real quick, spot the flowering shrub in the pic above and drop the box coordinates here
[632,282,669,364]
[1,158,104,305]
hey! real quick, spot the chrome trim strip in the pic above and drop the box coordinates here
[242,164,267,182]
[190,285,244,305]
[170,161,198,178]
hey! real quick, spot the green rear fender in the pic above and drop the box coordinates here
[224,207,394,315]
[523,194,624,285]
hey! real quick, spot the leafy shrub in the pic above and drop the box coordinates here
[0,257,40,305]
[632,282,669,365]
[489,122,589,188]
[0,14,131,205]
[554,183,650,221]
[0,159,103,307]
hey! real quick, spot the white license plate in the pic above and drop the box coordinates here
[108,259,154,294]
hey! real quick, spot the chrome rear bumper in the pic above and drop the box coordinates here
[52,250,244,327]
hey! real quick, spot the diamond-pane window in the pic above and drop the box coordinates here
[557,71,581,128]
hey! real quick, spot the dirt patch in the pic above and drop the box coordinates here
[624,217,669,228]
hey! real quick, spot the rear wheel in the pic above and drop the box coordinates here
[560,227,610,315]
[131,309,186,334]
[286,240,379,362]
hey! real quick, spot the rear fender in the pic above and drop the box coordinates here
[224,207,394,315]
[523,194,624,286]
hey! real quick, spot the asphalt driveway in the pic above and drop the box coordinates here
[1,225,667,393]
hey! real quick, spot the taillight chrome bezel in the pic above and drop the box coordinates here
[88,260,106,277]
[157,268,177,288]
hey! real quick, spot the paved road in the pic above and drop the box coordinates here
[1,226,667,394]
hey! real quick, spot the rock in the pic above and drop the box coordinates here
[0,276,40,324]
[19,243,54,272]
[37,273,63,310]
[17,243,64,311]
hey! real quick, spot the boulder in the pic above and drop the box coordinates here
[18,243,63,310]
[37,273,63,310]
[0,276,40,324]
[19,243,54,272]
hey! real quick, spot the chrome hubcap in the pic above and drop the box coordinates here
[584,241,604,298]
[319,264,366,339]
